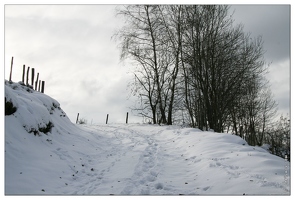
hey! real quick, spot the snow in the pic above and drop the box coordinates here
[4,81,290,195]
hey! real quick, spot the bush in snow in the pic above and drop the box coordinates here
[24,121,54,136]
[5,97,17,115]
[38,121,54,134]
[264,115,290,161]
[78,118,87,124]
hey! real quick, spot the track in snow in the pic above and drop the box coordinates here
[53,123,289,195]
[57,124,205,195]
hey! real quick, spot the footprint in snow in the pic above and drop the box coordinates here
[203,186,210,191]
[155,183,163,190]
[147,174,157,182]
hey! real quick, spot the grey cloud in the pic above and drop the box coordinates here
[80,79,103,97]
[230,5,290,62]
[230,5,290,117]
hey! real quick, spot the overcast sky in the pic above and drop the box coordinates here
[4,4,291,124]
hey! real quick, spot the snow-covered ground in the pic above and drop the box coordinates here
[5,81,290,195]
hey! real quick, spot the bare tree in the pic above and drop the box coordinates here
[115,5,185,125]
[157,5,185,125]
[114,5,168,124]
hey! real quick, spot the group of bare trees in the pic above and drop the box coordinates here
[114,5,288,153]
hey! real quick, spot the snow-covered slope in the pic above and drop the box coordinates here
[5,81,290,195]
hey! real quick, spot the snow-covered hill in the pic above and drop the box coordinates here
[5,81,290,195]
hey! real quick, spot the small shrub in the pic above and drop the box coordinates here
[78,118,87,124]
[52,102,58,108]
[39,121,54,134]
[5,97,17,115]
[29,128,39,136]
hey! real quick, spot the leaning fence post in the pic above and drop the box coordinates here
[76,113,79,124]
[9,57,13,82]
[106,114,109,124]
[41,81,45,93]
[35,73,39,90]
[126,112,129,124]
[22,65,25,83]
[26,66,30,85]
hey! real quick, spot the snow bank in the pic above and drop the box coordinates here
[5,80,82,194]
[4,81,290,195]
[5,80,72,135]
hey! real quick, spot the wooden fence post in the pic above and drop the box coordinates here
[35,73,39,90]
[31,68,35,86]
[41,81,45,93]
[106,114,109,124]
[22,65,25,83]
[76,113,79,124]
[38,80,41,92]
[26,66,30,85]
[126,112,129,124]
[9,57,13,82]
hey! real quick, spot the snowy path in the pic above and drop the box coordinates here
[6,123,290,195]
[69,124,169,195]
[53,124,290,195]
